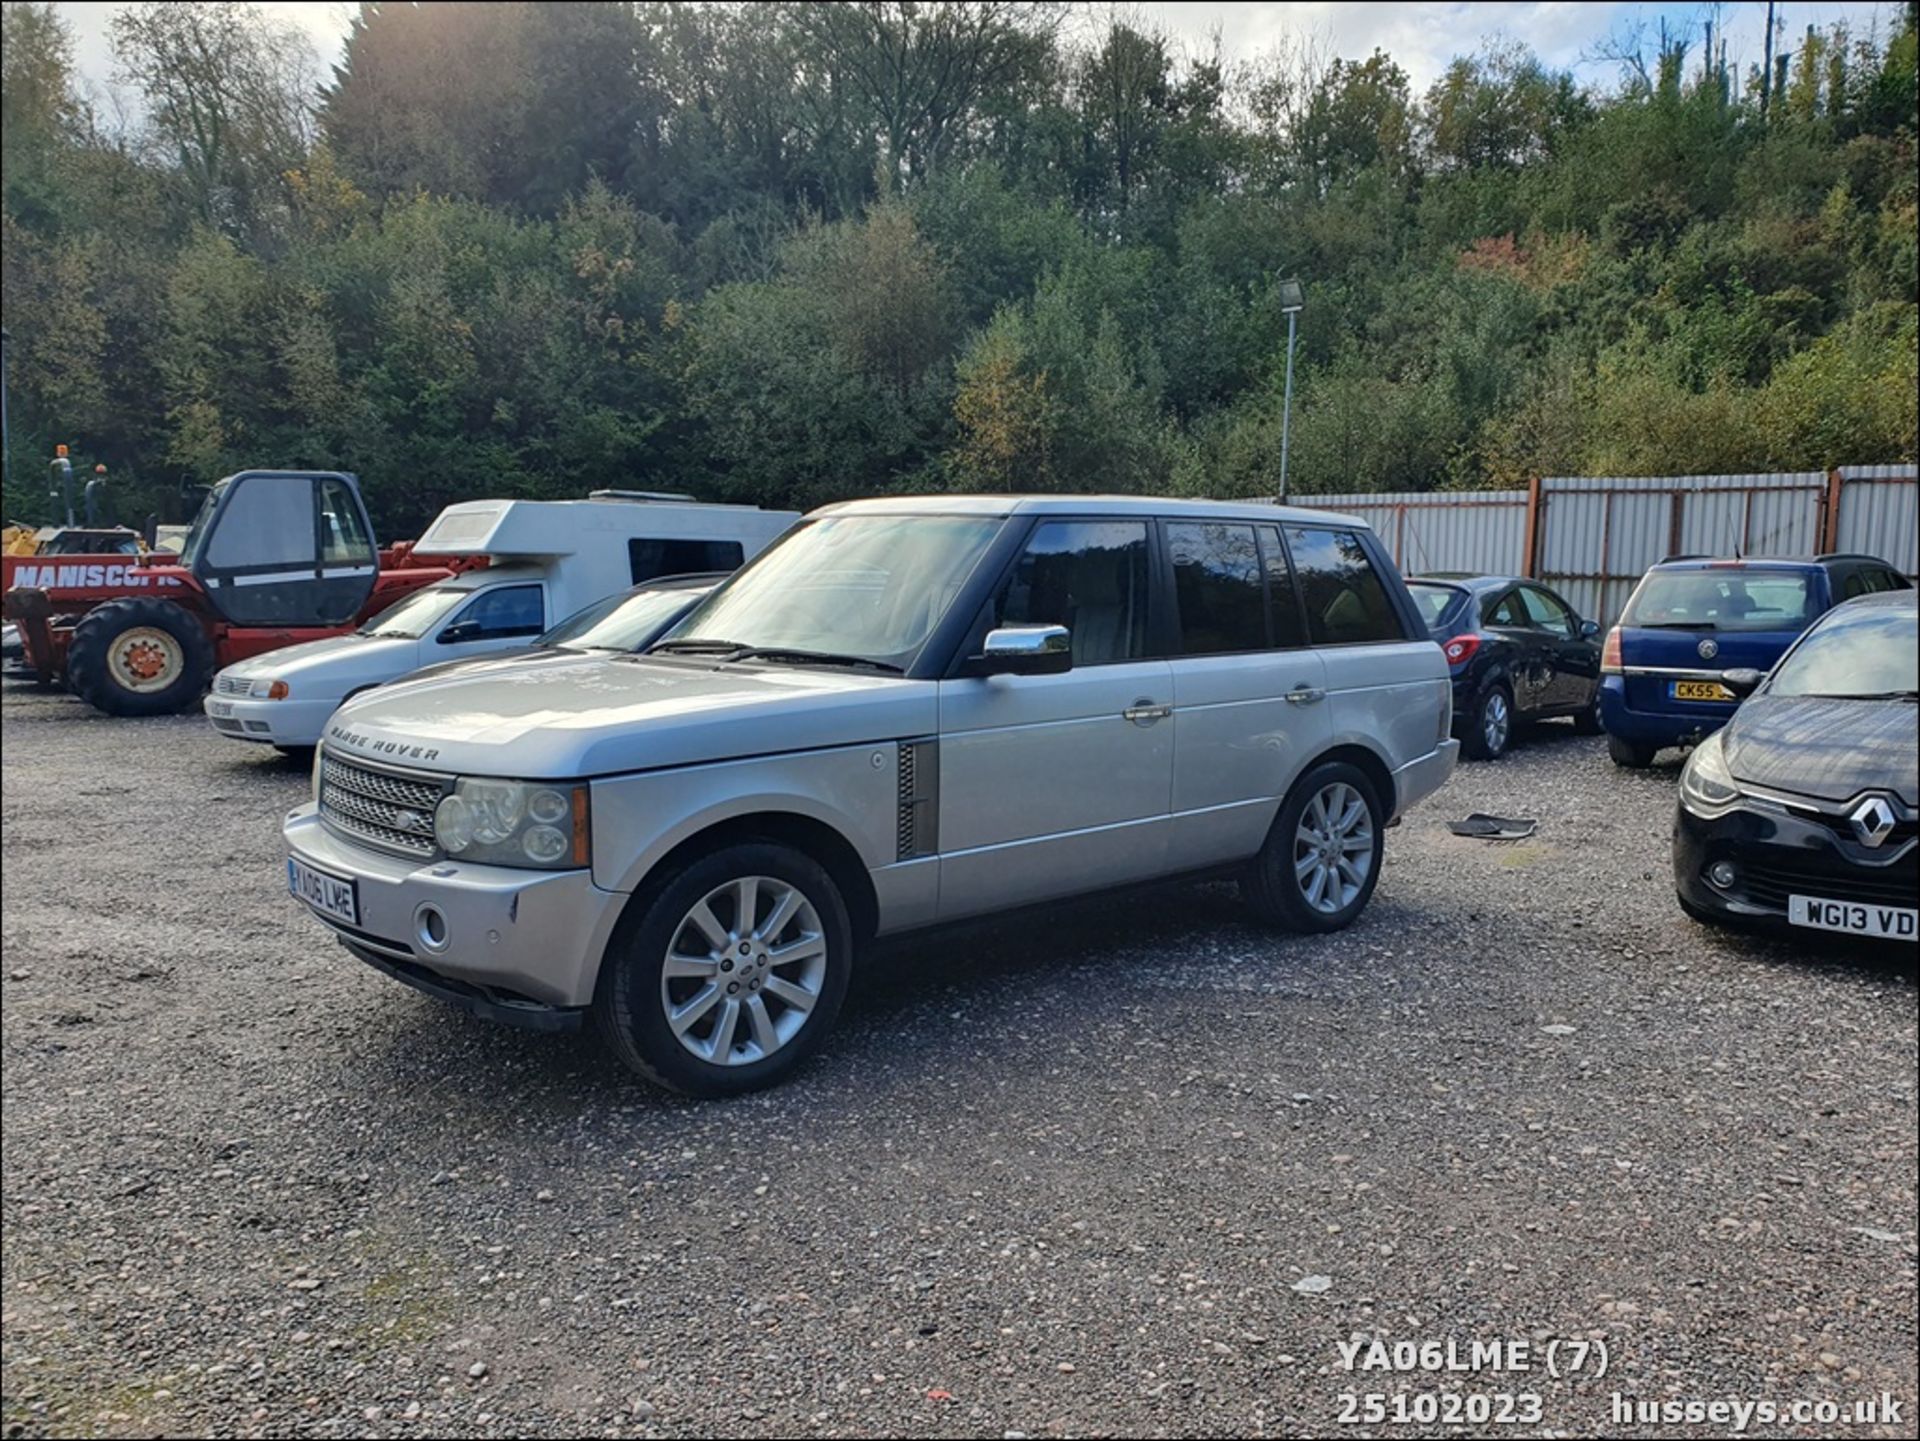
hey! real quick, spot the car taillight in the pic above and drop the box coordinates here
[1601,626,1623,673]
[1442,634,1480,666]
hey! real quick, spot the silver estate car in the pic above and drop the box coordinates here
[284,497,1459,1094]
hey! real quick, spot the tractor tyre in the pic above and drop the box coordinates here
[67,598,216,717]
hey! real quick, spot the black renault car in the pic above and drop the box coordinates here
[1673,589,1918,945]
[1407,574,1604,759]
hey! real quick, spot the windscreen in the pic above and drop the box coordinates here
[542,586,707,652]
[1623,570,1814,632]
[178,482,226,569]
[662,515,1005,669]
[1767,605,1918,698]
[356,583,471,639]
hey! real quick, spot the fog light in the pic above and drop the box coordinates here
[1708,861,1738,890]
[414,903,451,953]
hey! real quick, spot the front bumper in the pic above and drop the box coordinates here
[283,806,628,1012]
[1600,675,1735,750]
[207,693,338,747]
[1672,797,1918,937]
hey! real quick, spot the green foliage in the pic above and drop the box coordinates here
[1,0,1915,535]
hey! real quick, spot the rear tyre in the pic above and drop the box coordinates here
[67,598,215,717]
[1571,687,1604,735]
[595,842,853,1097]
[1243,761,1385,934]
[1459,682,1513,761]
[1607,734,1659,769]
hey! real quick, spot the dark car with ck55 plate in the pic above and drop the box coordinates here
[1407,575,1603,760]
[1599,553,1910,768]
[1673,589,1917,945]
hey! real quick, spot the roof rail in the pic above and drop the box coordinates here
[1659,552,1711,563]
[1813,551,1885,563]
[587,489,699,503]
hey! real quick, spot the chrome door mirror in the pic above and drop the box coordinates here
[976,624,1071,676]
[1720,667,1765,697]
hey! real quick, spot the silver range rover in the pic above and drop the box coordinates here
[285,496,1459,1095]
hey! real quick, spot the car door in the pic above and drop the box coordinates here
[937,518,1173,920]
[1164,520,1331,870]
[429,583,548,658]
[1284,526,1448,774]
[1519,584,1595,710]
[1480,585,1550,713]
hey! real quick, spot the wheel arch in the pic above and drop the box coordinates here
[1305,740,1399,820]
[606,809,880,956]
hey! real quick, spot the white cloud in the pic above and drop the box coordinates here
[54,0,1906,114]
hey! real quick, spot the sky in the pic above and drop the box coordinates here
[54,0,1906,108]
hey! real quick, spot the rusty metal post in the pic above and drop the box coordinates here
[1821,467,1844,553]
[1521,475,1543,577]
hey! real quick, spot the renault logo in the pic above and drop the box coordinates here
[1697,637,1719,660]
[1850,796,1897,848]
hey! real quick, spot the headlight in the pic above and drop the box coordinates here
[1679,732,1740,815]
[250,678,289,699]
[433,779,589,869]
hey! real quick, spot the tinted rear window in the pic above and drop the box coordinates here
[1624,571,1814,632]
[1285,528,1406,645]
[1168,522,1267,654]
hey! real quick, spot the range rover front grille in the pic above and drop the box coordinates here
[319,756,449,859]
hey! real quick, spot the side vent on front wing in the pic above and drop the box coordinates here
[896,738,939,861]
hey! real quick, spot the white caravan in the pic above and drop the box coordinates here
[206,492,797,749]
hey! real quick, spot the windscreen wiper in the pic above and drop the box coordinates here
[726,647,904,673]
[649,638,750,655]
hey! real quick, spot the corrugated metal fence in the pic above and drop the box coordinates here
[1295,464,1917,624]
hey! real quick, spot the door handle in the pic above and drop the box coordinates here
[1285,684,1326,705]
[1123,699,1172,725]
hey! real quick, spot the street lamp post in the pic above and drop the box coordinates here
[1277,279,1304,504]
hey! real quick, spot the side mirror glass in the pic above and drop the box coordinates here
[1580,618,1600,639]
[976,624,1071,676]
[1721,667,1765,697]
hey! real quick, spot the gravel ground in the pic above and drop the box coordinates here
[2,678,1915,1440]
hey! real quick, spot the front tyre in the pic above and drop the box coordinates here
[1243,762,1385,933]
[67,598,215,717]
[595,842,852,1096]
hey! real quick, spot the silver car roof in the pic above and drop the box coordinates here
[811,494,1367,528]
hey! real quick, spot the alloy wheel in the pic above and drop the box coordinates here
[1483,690,1510,754]
[659,875,828,1066]
[1292,781,1375,915]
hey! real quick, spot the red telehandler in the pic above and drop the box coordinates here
[2,470,474,717]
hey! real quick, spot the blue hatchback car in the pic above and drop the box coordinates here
[1600,553,1911,767]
